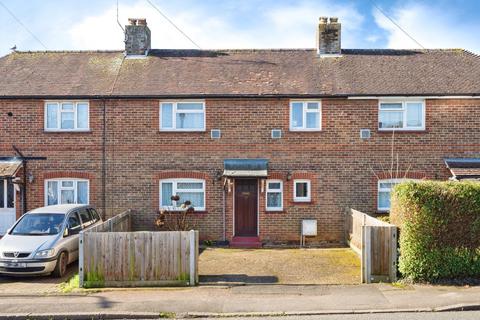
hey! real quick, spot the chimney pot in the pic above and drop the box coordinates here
[124,18,151,56]
[316,16,341,56]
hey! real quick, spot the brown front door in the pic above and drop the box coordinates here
[234,179,258,236]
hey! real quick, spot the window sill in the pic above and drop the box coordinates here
[265,210,285,214]
[44,130,91,133]
[292,200,313,204]
[161,208,206,213]
[377,129,427,134]
[289,129,322,132]
[159,130,206,133]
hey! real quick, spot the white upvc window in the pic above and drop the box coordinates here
[293,179,311,202]
[160,101,205,131]
[378,100,425,130]
[44,101,89,131]
[377,179,412,211]
[45,179,89,206]
[160,179,206,211]
[290,101,321,131]
[266,180,283,211]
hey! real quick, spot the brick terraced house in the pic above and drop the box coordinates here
[1,17,480,246]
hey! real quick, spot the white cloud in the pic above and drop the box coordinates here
[68,2,238,50]
[265,1,364,48]
[68,0,366,50]
[373,3,480,53]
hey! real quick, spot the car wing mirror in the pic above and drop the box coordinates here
[63,228,69,237]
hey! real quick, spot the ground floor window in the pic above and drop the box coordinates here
[294,179,311,202]
[160,179,205,211]
[45,179,89,205]
[0,179,15,209]
[377,179,408,211]
[266,180,283,211]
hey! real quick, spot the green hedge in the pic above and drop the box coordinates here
[391,180,480,282]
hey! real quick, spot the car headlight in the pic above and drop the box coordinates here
[35,249,55,258]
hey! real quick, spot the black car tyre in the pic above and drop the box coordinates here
[52,252,68,278]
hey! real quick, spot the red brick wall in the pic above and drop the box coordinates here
[1,98,479,245]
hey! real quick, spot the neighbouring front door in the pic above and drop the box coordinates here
[0,179,16,235]
[234,179,258,236]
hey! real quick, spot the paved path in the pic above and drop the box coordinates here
[0,283,478,315]
[199,248,360,284]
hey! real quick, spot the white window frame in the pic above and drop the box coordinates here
[44,101,90,132]
[159,101,206,132]
[266,179,283,211]
[44,178,90,206]
[377,178,417,212]
[159,178,206,211]
[293,179,311,202]
[289,100,322,131]
[378,100,425,131]
[0,179,15,209]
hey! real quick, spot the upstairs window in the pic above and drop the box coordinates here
[160,179,206,211]
[290,101,321,131]
[45,101,89,131]
[266,180,283,211]
[378,100,425,130]
[45,179,89,206]
[160,101,205,131]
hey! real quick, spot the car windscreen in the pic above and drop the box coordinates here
[11,213,65,236]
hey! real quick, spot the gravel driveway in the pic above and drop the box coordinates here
[199,247,360,285]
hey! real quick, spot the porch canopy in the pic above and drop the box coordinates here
[223,159,268,177]
[0,158,22,178]
[445,158,480,180]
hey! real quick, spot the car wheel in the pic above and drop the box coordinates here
[52,252,68,278]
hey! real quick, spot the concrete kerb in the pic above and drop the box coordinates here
[4,305,480,320]
[0,312,169,320]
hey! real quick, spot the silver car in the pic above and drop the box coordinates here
[0,204,102,277]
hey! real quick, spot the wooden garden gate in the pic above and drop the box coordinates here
[345,208,398,283]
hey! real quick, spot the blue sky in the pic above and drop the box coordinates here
[1,0,480,57]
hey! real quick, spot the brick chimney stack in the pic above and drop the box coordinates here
[125,18,151,56]
[317,17,341,56]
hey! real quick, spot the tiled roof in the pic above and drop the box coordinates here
[1,49,479,97]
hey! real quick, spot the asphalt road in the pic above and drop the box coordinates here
[191,311,480,320]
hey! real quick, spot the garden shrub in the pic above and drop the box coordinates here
[391,180,480,282]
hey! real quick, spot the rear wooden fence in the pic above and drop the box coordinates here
[345,208,397,283]
[79,210,199,288]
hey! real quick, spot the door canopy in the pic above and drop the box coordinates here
[223,159,268,178]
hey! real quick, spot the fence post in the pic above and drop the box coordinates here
[362,225,372,284]
[195,231,199,284]
[79,231,84,288]
[189,230,196,286]
[389,227,398,282]
[128,210,132,232]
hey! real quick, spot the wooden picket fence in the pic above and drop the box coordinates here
[345,208,397,283]
[79,210,199,288]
